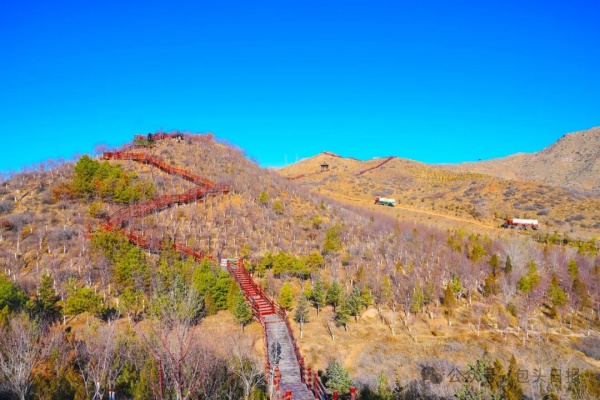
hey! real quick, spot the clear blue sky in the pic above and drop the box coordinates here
[1,0,599,171]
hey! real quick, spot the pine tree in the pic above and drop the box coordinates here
[294,294,310,338]
[487,358,505,394]
[411,282,425,313]
[310,279,326,315]
[377,374,392,400]
[360,286,373,309]
[120,287,145,323]
[489,254,500,276]
[347,286,363,321]
[311,215,323,229]
[505,355,523,400]
[258,190,269,204]
[572,278,590,308]
[322,224,343,255]
[273,201,284,215]
[114,246,148,291]
[0,273,27,312]
[324,359,353,393]
[192,260,217,296]
[305,250,324,273]
[568,259,579,280]
[211,272,233,311]
[258,251,273,274]
[227,280,241,310]
[470,241,487,261]
[517,261,540,294]
[443,283,456,310]
[504,255,513,275]
[134,357,159,400]
[483,273,498,297]
[279,282,294,310]
[72,155,100,196]
[204,292,217,316]
[450,275,462,297]
[548,275,567,313]
[334,298,351,330]
[326,281,343,311]
[232,292,253,331]
[443,283,456,325]
[29,274,61,324]
[65,286,102,316]
[240,243,251,260]
[156,240,184,290]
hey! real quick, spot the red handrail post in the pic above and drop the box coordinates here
[333,391,338,400]
[350,387,357,400]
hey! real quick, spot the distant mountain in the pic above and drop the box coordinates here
[278,132,600,236]
[441,127,600,195]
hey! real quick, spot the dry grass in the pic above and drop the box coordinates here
[443,127,600,196]
[290,301,600,388]
[279,149,600,239]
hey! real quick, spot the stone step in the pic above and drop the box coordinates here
[228,266,318,399]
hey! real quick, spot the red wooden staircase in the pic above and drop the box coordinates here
[95,132,334,400]
[222,258,276,317]
[223,259,328,400]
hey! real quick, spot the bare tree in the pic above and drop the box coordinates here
[226,332,265,399]
[142,287,210,400]
[0,313,44,400]
[76,323,125,400]
[473,303,485,336]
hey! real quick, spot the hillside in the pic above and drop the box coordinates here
[279,151,600,240]
[441,127,600,196]
[0,132,599,399]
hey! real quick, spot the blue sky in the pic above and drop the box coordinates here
[1,0,599,172]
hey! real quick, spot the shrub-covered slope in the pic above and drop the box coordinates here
[0,132,598,399]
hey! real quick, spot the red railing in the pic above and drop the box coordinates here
[96,133,338,400]
[355,156,395,176]
[224,260,269,322]
[102,151,225,189]
[98,138,229,261]
[226,259,329,400]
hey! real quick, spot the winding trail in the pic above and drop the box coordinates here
[97,133,327,400]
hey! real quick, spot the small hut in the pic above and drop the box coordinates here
[320,163,330,172]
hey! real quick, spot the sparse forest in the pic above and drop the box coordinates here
[0,132,598,399]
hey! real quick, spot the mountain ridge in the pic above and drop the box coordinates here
[442,126,600,195]
[283,126,600,195]
[278,127,600,238]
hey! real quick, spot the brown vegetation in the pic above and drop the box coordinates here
[0,132,598,399]
[442,126,600,196]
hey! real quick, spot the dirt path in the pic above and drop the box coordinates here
[331,192,500,233]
